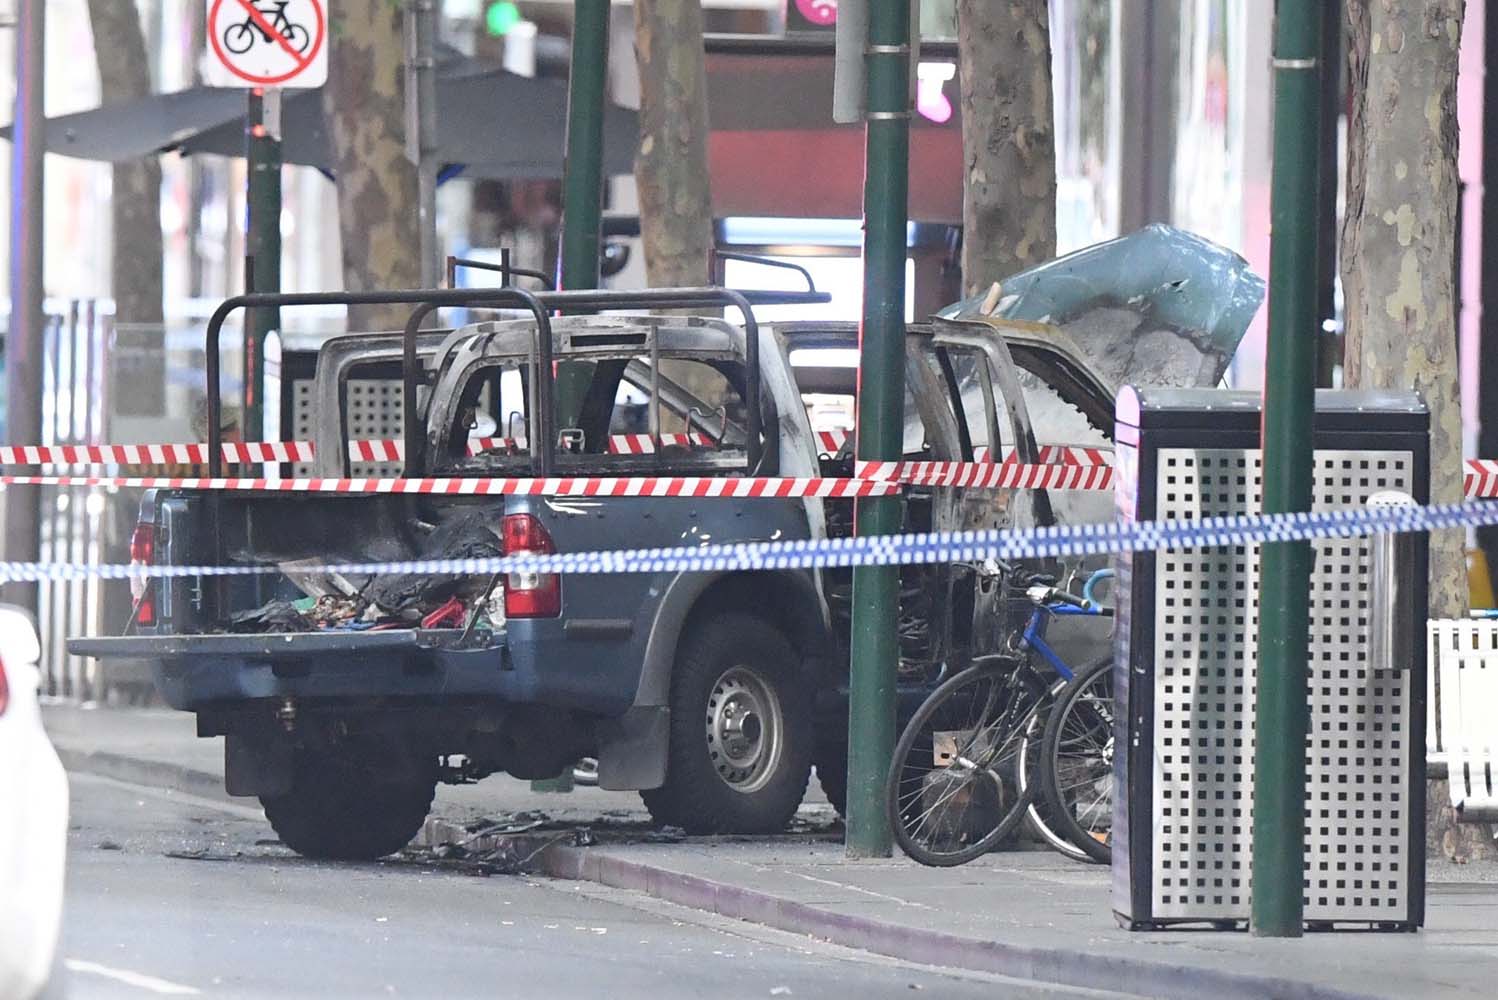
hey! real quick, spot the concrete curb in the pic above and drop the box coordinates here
[538,845,1381,1000]
[53,745,230,804]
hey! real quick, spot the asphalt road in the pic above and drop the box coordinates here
[58,773,1131,1000]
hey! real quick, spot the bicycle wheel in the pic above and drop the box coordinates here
[886,662,1047,867]
[223,22,256,55]
[1018,695,1090,862]
[1041,656,1115,864]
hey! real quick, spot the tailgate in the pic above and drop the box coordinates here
[67,629,433,660]
[66,628,508,711]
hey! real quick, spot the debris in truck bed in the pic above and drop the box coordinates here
[421,596,467,629]
[227,600,313,634]
[366,512,503,618]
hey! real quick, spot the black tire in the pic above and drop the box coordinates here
[886,662,1048,867]
[641,614,812,834]
[1018,694,1090,862]
[1041,656,1114,864]
[261,748,436,860]
[223,22,256,55]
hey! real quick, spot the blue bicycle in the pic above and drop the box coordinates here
[886,565,1115,866]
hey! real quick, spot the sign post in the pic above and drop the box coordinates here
[204,0,328,441]
[844,0,910,859]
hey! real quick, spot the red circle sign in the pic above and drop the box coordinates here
[208,0,326,87]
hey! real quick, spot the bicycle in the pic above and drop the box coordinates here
[223,1,312,56]
[886,565,1114,867]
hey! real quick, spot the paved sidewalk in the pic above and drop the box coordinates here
[45,702,1498,1000]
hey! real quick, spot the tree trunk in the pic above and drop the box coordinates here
[86,0,162,328]
[632,0,713,287]
[324,1,421,330]
[1341,0,1492,859]
[957,0,1056,297]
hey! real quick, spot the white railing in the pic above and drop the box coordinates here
[1428,619,1498,822]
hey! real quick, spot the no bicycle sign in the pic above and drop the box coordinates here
[205,0,327,88]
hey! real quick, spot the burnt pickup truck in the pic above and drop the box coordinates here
[71,230,1261,859]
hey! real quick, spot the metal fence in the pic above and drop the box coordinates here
[34,301,111,701]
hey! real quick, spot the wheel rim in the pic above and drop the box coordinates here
[705,665,784,794]
[890,669,1040,863]
[1053,674,1114,843]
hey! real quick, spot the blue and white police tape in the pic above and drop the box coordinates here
[0,494,1488,583]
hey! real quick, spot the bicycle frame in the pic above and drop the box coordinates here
[1018,569,1114,682]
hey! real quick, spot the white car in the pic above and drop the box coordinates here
[0,605,68,999]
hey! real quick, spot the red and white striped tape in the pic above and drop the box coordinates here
[0,434,1115,470]
[0,442,319,465]
[0,433,721,467]
[14,438,1498,499]
[1011,445,1112,468]
[0,473,899,498]
[1465,460,1498,500]
[856,460,1115,491]
[816,429,850,454]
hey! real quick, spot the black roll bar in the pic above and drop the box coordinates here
[398,287,829,476]
[517,288,828,475]
[709,250,818,294]
[205,286,828,479]
[400,290,553,477]
[445,251,556,291]
[203,288,553,478]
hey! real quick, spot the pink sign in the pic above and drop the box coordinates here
[794,0,837,27]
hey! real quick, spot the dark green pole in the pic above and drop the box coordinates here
[533,0,609,793]
[1252,0,1322,939]
[845,0,910,859]
[245,88,282,441]
[554,0,610,428]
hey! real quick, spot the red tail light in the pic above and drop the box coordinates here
[130,522,156,626]
[0,656,9,716]
[502,513,560,618]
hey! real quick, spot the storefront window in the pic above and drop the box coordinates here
[1170,0,1246,249]
[1051,0,1119,253]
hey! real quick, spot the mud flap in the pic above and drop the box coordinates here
[596,706,669,791]
[225,731,295,798]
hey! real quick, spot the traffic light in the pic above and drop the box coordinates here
[485,1,521,37]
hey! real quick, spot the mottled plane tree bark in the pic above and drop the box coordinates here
[1341,1,1490,859]
[88,0,165,660]
[632,0,714,288]
[324,1,422,330]
[957,0,1056,296]
[86,0,163,328]
[631,0,722,417]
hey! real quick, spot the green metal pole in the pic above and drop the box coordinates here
[1252,0,1322,939]
[534,0,609,793]
[245,88,282,441]
[554,0,610,428]
[845,0,910,859]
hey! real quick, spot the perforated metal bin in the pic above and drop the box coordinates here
[1111,388,1428,931]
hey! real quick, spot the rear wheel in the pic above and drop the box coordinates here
[1041,656,1114,864]
[641,614,812,834]
[1018,696,1090,862]
[261,747,436,860]
[886,661,1047,867]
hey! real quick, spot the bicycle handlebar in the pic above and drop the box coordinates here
[1082,568,1116,607]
